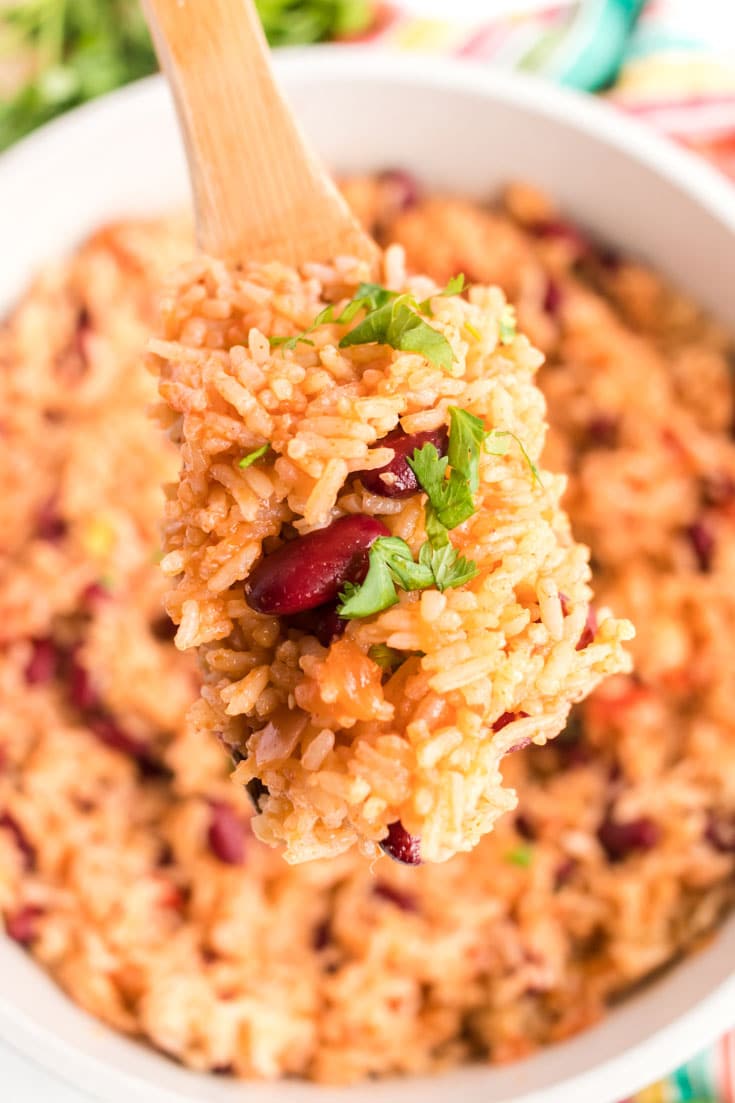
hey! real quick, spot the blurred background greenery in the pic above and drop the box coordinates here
[0,0,374,150]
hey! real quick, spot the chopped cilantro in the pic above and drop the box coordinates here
[485,430,543,488]
[498,306,517,345]
[269,283,397,351]
[419,272,466,313]
[340,297,454,371]
[270,281,455,372]
[505,845,534,868]
[337,534,477,620]
[368,643,404,670]
[448,406,486,493]
[408,443,475,540]
[347,282,396,315]
[427,542,479,591]
[238,443,270,469]
[338,537,429,619]
[443,273,466,296]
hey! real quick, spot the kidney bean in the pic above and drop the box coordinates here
[586,415,619,449]
[705,812,735,853]
[286,600,347,646]
[313,918,332,950]
[373,882,418,912]
[72,306,92,367]
[0,813,35,870]
[379,169,420,211]
[701,472,735,507]
[598,815,659,862]
[80,581,110,608]
[686,521,715,572]
[554,858,577,889]
[246,515,389,616]
[353,425,448,499]
[207,801,246,865]
[493,711,528,733]
[379,821,421,866]
[543,277,562,317]
[531,218,590,255]
[68,653,99,713]
[5,905,43,945]
[35,496,67,542]
[245,776,269,813]
[25,638,59,685]
[88,715,158,774]
[576,608,597,651]
[515,813,536,841]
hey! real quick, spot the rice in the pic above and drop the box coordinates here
[152,250,632,865]
[0,180,732,1083]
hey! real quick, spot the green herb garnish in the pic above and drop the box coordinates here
[339,296,454,371]
[0,0,374,152]
[498,306,517,345]
[447,406,487,493]
[464,321,483,342]
[270,281,455,372]
[408,443,475,542]
[238,443,271,469]
[269,283,396,350]
[485,430,543,488]
[426,542,478,591]
[505,845,534,868]
[367,643,404,670]
[419,273,466,314]
[338,535,476,619]
[256,0,373,46]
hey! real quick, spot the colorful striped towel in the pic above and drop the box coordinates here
[354,1,735,1099]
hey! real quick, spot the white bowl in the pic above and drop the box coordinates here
[0,47,733,1103]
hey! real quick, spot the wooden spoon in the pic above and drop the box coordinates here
[142,0,377,268]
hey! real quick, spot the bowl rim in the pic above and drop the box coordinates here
[3,43,735,237]
[1,44,734,1103]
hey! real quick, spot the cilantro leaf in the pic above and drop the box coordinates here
[339,298,454,371]
[346,282,396,315]
[407,443,475,538]
[238,443,270,469]
[269,333,314,350]
[376,536,434,592]
[443,273,466,296]
[505,845,534,868]
[427,543,479,591]
[498,306,517,345]
[419,272,466,314]
[337,533,477,620]
[448,406,486,493]
[269,284,397,350]
[338,543,399,619]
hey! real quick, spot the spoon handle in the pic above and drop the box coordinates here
[142,0,376,266]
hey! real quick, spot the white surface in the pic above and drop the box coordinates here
[0,46,734,1103]
[0,1036,92,1102]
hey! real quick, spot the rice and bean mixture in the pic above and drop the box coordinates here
[152,239,632,865]
[0,177,733,1082]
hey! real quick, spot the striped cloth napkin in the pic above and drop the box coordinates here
[353,1,735,1099]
